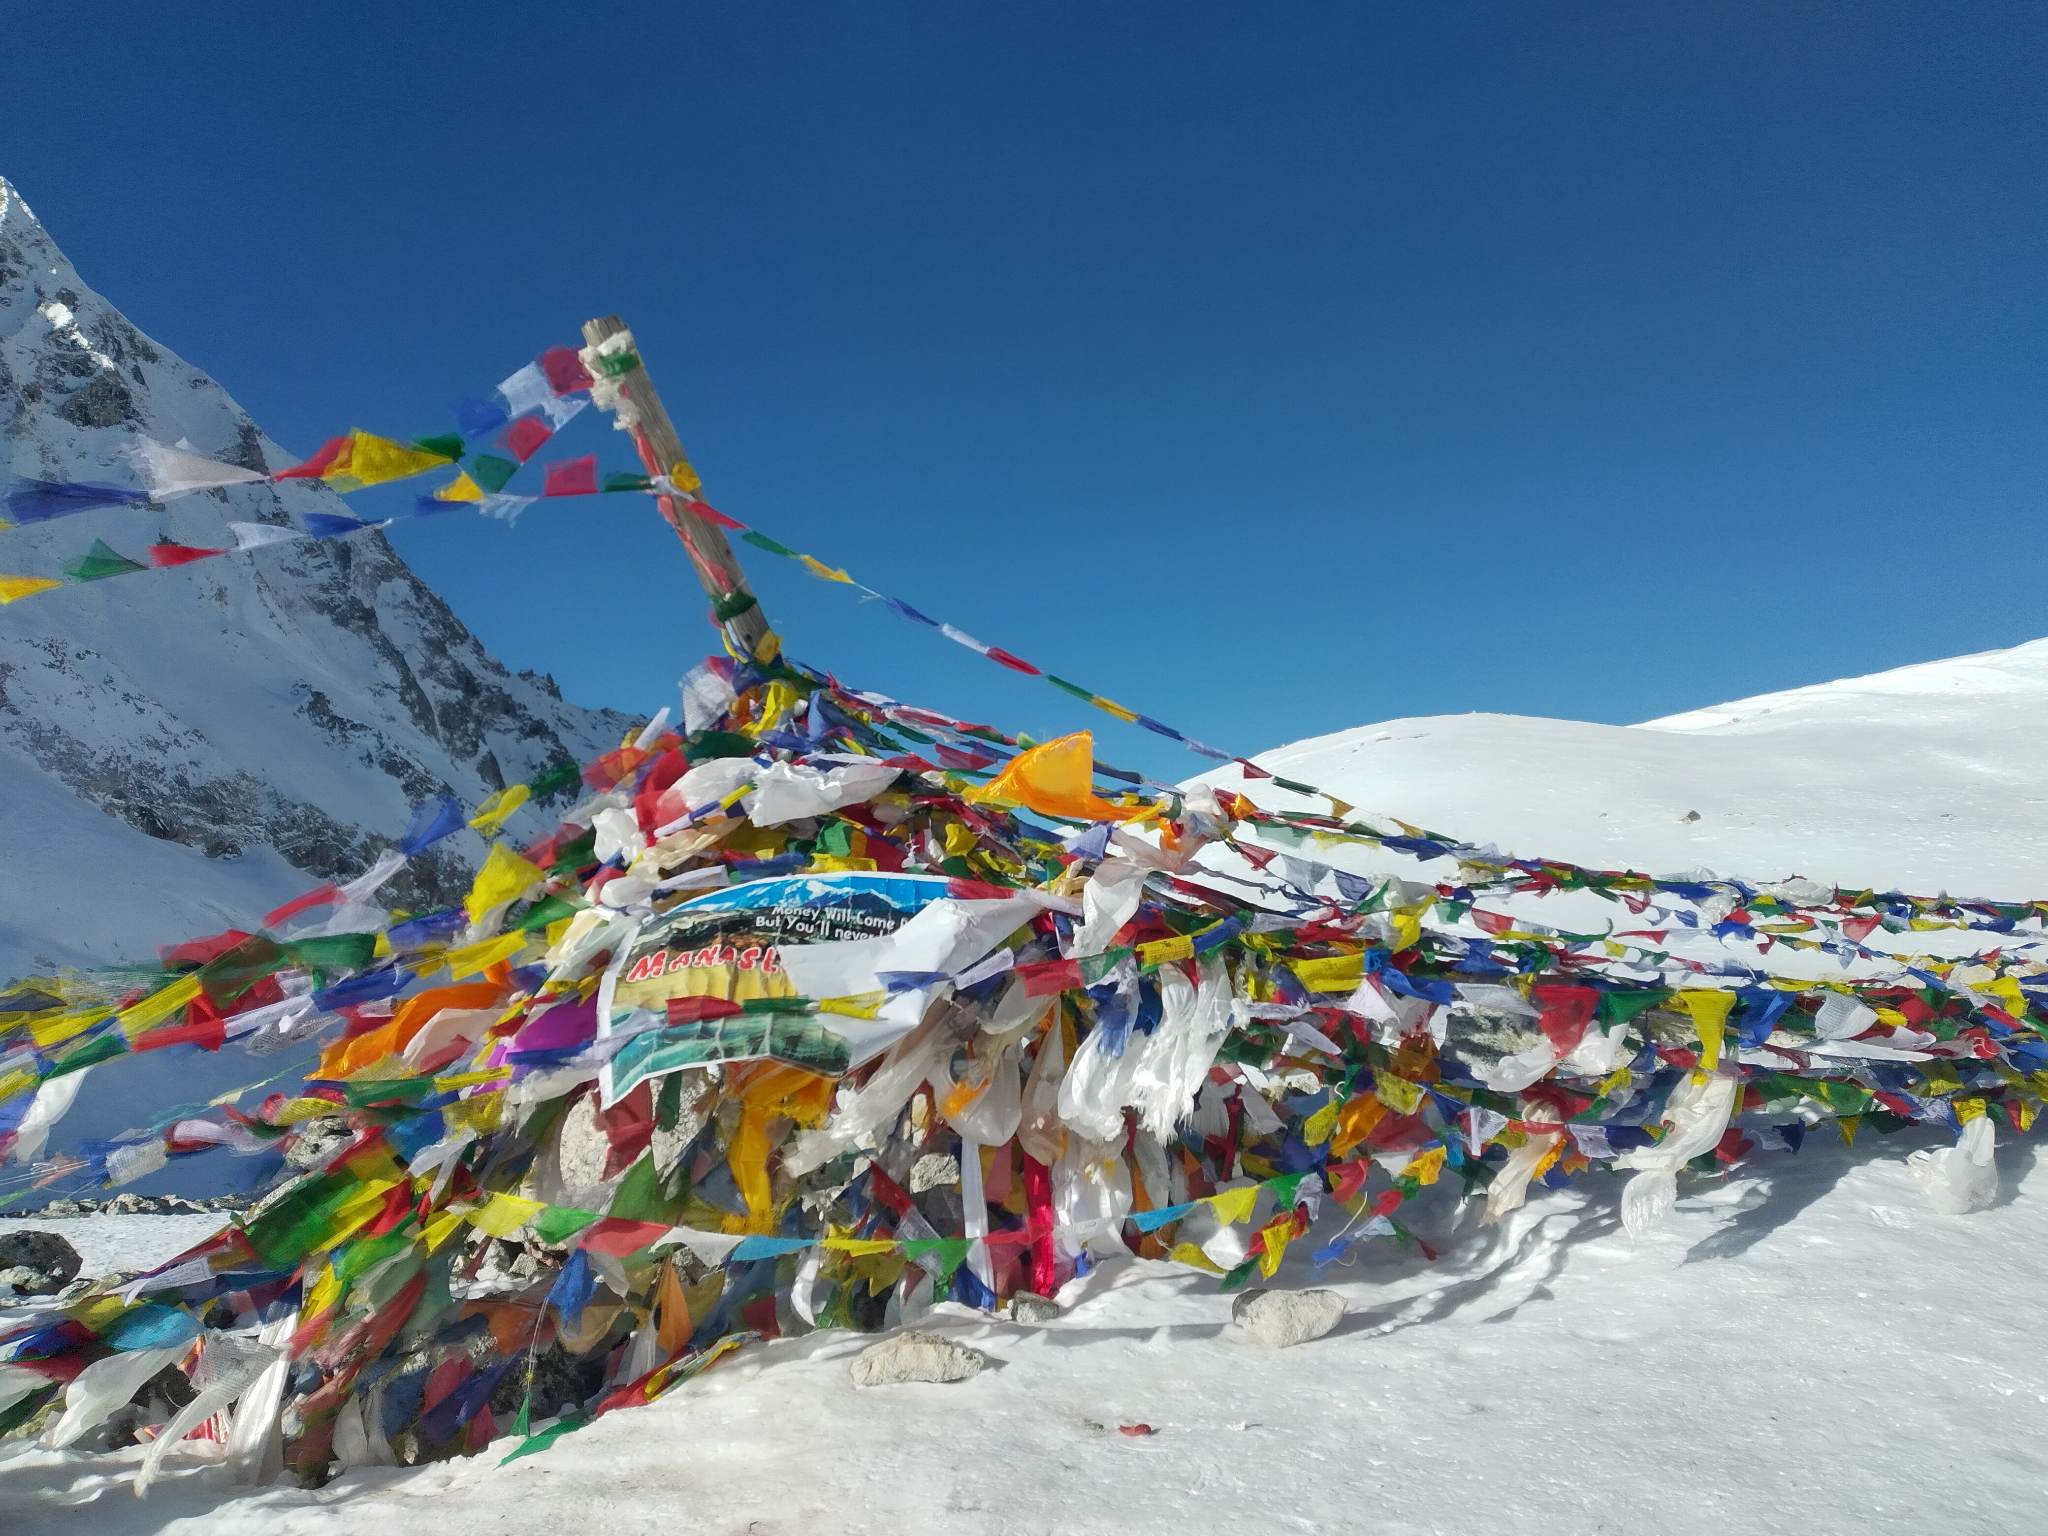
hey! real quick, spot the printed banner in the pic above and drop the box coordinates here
[598,873,954,1100]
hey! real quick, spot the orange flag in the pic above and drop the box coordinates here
[965,732,1152,824]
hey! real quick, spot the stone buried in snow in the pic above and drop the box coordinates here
[1004,1291,1062,1323]
[850,1330,989,1387]
[1232,1287,1345,1348]
[0,1230,82,1294]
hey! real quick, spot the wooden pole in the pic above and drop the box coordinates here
[579,314,771,658]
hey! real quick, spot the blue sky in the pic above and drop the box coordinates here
[9,3,2044,779]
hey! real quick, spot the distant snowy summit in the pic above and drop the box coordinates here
[1209,636,2048,899]
[0,176,632,977]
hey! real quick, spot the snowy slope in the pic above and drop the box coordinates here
[0,174,633,983]
[7,639,2048,1534]
[1206,636,2048,900]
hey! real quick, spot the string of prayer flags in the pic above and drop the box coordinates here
[6,624,2048,1491]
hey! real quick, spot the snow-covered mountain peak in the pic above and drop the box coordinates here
[0,176,634,979]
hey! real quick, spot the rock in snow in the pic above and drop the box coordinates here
[0,1228,83,1294]
[1231,1287,1346,1349]
[1003,1292,1062,1324]
[850,1331,990,1387]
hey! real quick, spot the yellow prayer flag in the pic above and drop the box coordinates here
[821,1237,898,1257]
[1291,953,1365,993]
[315,1177,399,1252]
[302,1263,342,1321]
[1138,933,1196,968]
[465,1191,545,1238]
[0,575,62,605]
[433,1067,511,1093]
[118,975,202,1041]
[1674,989,1736,1072]
[1405,1143,1447,1187]
[1388,907,1424,953]
[468,783,531,836]
[1302,1100,1339,1147]
[1255,1215,1293,1278]
[29,1010,102,1050]
[434,470,484,503]
[816,993,885,1020]
[798,553,853,584]
[445,1091,506,1134]
[1837,1115,1860,1147]
[1165,1241,1226,1275]
[1206,1184,1261,1226]
[1375,1073,1426,1117]
[465,843,544,923]
[444,931,528,980]
[328,430,454,490]
[422,1211,464,1252]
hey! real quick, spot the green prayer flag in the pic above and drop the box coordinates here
[66,538,145,583]
[530,1206,601,1245]
[601,471,653,493]
[50,1028,125,1077]
[286,932,379,976]
[1265,1172,1307,1208]
[470,455,518,494]
[525,759,581,798]
[740,530,795,559]
[498,1411,589,1466]
[1045,675,1098,702]
[1597,989,1668,1026]
[411,433,464,462]
[198,935,287,1007]
[515,893,582,932]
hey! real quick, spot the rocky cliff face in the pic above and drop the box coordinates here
[0,176,633,978]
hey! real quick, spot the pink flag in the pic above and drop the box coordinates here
[542,454,598,498]
[503,417,552,464]
[538,345,593,396]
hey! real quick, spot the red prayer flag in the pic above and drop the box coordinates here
[503,416,552,464]
[685,499,744,529]
[599,1083,656,1179]
[264,884,340,930]
[149,541,227,567]
[667,995,743,1025]
[276,435,351,480]
[538,345,593,396]
[1531,982,1598,1056]
[160,928,253,971]
[135,997,226,1053]
[984,646,1042,676]
[575,1217,672,1258]
[541,454,599,498]
[1018,957,1082,997]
